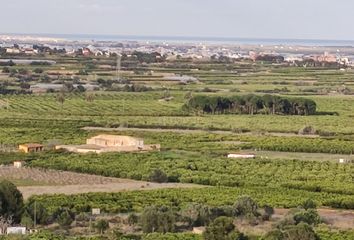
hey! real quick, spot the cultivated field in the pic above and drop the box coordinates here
[0,167,200,199]
[1,53,354,238]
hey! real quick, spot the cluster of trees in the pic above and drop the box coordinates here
[137,196,272,238]
[256,54,285,63]
[0,60,16,66]
[263,200,321,240]
[0,182,349,240]
[117,84,153,92]
[123,51,166,63]
[184,94,317,115]
[137,197,322,240]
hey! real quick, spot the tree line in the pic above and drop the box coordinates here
[184,94,317,115]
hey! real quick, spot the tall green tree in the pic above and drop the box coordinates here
[0,180,24,223]
[233,196,259,219]
[140,206,176,233]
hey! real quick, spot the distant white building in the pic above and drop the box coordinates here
[13,161,24,168]
[6,227,26,235]
[92,208,101,215]
[5,48,20,54]
[339,159,351,164]
[227,153,255,159]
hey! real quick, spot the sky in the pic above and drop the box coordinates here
[0,0,352,40]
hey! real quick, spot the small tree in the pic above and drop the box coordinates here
[23,200,49,225]
[263,229,284,240]
[33,68,44,74]
[293,209,321,226]
[56,92,65,108]
[184,91,193,100]
[127,213,139,226]
[298,126,316,135]
[301,199,317,210]
[57,210,74,227]
[95,219,109,235]
[203,217,246,240]
[149,169,168,183]
[21,213,34,229]
[76,84,86,93]
[140,206,175,233]
[233,196,259,219]
[262,205,275,221]
[85,93,95,103]
[283,222,317,240]
[0,180,24,223]
[2,67,10,73]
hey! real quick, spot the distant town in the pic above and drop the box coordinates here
[0,34,353,67]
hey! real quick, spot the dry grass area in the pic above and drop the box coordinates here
[235,208,354,235]
[0,166,201,199]
[276,208,354,230]
[18,182,200,200]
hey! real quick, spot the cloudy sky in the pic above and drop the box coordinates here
[0,0,351,40]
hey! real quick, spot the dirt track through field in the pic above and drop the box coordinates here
[83,126,320,138]
[18,182,201,200]
[0,167,202,199]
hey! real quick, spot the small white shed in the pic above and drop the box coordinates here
[92,208,101,215]
[7,227,26,235]
[227,153,255,159]
[339,159,351,164]
[13,161,25,168]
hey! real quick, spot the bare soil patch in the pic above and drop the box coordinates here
[18,182,200,200]
[0,166,201,199]
[275,208,354,230]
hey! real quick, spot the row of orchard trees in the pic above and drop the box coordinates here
[184,94,317,115]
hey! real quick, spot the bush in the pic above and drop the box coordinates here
[298,126,316,135]
[57,210,74,227]
[233,196,259,219]
[293,209,321,226]
[95,219,109,234]
[149,169,168,183]
[300,199,317,210]
[203,217,246,240]
[140,206,176,233]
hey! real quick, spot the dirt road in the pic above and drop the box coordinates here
[18,182,201,199]
[0,167,202,199]
[82,126,319,138]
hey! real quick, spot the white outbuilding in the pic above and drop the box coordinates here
[227,153,255,159]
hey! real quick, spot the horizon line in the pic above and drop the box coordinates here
[2,32,354,43]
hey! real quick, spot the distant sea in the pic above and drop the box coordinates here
[3,33,354,47]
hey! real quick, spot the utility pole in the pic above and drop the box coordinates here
[116,54,121,81]
[34,201,37,229]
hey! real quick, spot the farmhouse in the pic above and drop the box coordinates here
[56,135,160,154]
[18,143,44,153]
